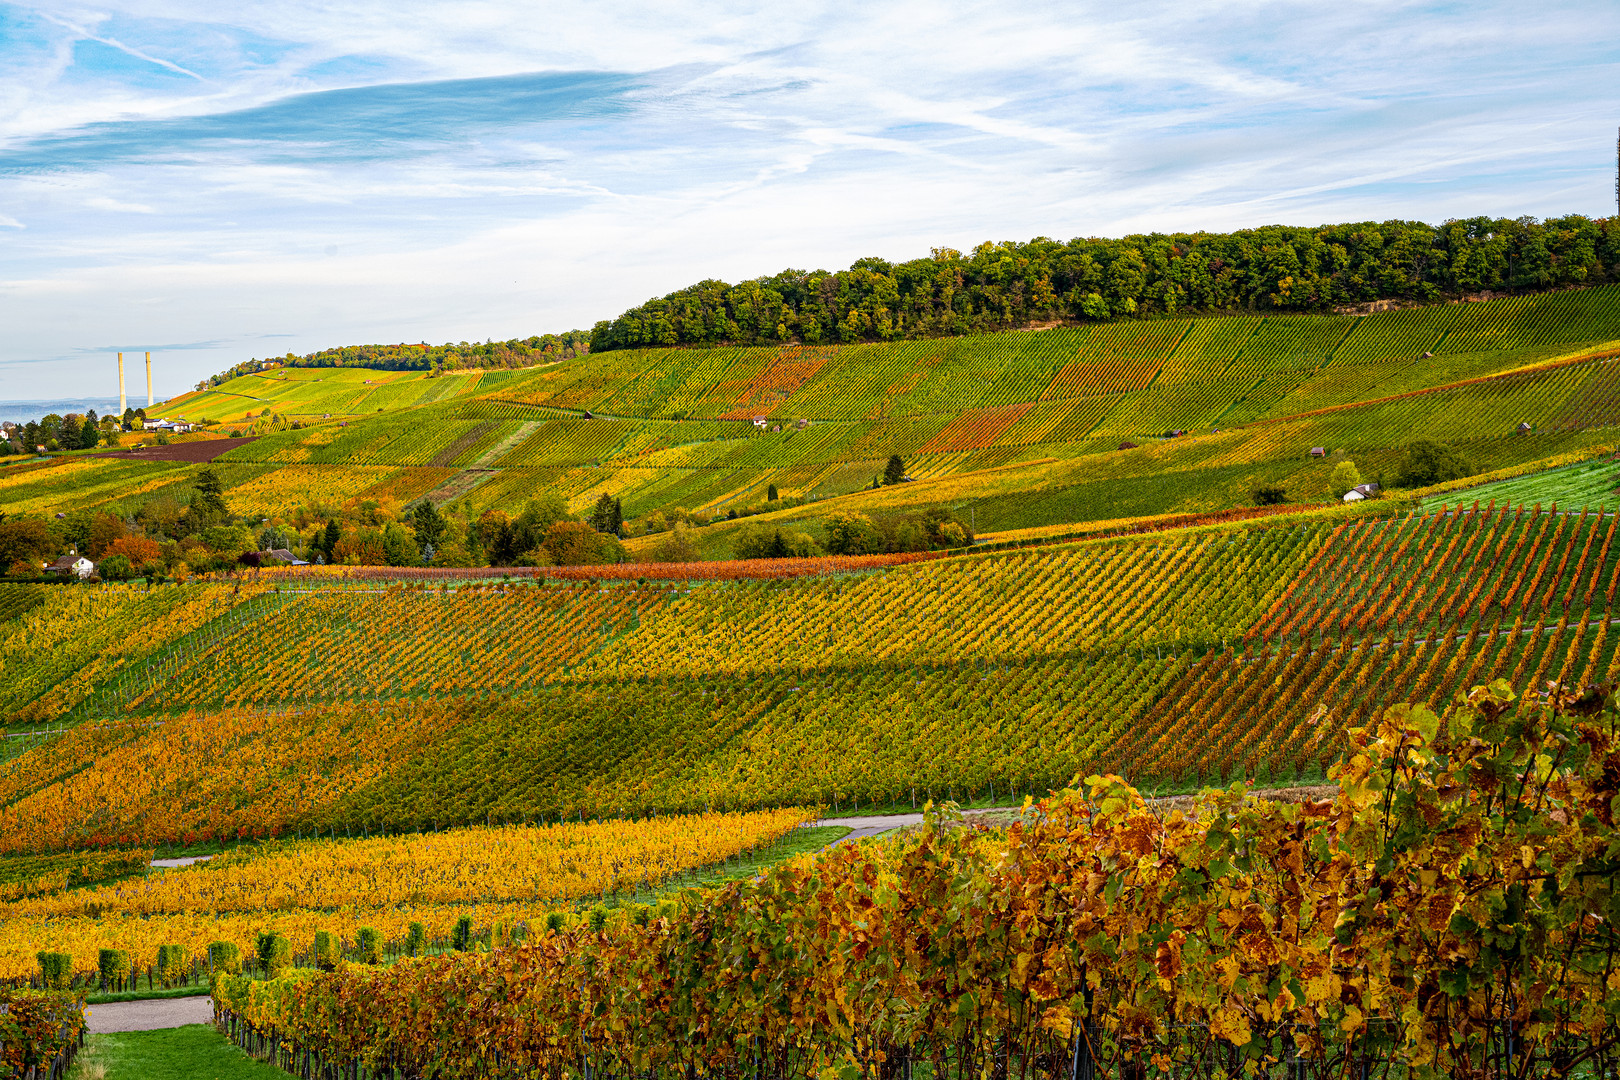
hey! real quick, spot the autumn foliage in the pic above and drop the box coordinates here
[219,681,1620,1080]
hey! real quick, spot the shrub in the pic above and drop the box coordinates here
[156,944,187,988]
[541,521,624,566]
[732,523,823,560]
[404,922,425,958]
[545,912,565,934]
[255,932,290,978]
[208,941,240,976]
[824,512,881,555]
[314,930,339,971]
[98,948,130,991]
[97,553,135,581]
[355,927,381,965]
[1252,484,1287,505]
[452,915,473,952]
[35,951,71,990]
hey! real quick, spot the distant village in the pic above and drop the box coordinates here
[1,408,192,456]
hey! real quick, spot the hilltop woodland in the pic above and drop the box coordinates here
[11,217,1620,1077]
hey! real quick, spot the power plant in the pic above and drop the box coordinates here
[119,350,155,414]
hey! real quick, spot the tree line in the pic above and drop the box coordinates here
[588,215,1620,350]
[200,332,593,390]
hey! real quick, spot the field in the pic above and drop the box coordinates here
[11,287,1620,1078]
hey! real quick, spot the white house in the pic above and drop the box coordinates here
[44,554,95,579]
[1341,483,1380,503]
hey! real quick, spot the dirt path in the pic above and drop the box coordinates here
[87,995,213,1033]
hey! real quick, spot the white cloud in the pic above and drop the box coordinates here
[0,0,1618,397]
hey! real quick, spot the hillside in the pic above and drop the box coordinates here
[6,281,1620,1055]
[14,286,1620,549]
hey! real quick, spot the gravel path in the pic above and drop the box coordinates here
[150,855,214,868]
[87,995,213,1033]
[814,808,1003,845]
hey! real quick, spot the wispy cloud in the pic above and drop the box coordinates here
[0,0,1617,396]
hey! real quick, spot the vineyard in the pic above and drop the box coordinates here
[0,808,813,981]
[2,499,1618,838]
[23,286,1620,535]
[206,686,1620,1080]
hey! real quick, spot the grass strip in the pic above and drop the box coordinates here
[72,1024,284,1080]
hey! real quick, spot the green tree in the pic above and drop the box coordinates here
[320,519,342,561]
[257,525,291,551]
[767,484,779,501]
[79,410,100,449]
[883,454,906,486]
[191,468,229,524]
[1393,439,1472,488]
[1329,460,1362,498]
[97,553,134,580]
[411,500,447,548]
[1252,485,1287,505]
[382,522,416,567]
[587,492,623,537]
[825,512,881,555]
[542,521,624,565]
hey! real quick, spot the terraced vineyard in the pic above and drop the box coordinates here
[4,498,1616,846]
[26,287,1620,532]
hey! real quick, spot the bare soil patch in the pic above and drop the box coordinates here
[92,437,256,463]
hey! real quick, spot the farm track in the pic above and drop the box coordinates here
[814,783,1339,843]
[86,995,213,1033]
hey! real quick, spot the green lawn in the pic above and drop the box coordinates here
[72,1025,284,1080]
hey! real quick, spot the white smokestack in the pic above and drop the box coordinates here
[145,352,152,408]
[118,353,126,417]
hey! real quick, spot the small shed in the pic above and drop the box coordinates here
[752,416,768,429]
[795,419,809,429]
[1310,447,1326,458]
[1518,422,1532,434]
[1342,489,1366,503]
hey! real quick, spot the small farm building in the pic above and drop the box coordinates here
[44,554,95,579]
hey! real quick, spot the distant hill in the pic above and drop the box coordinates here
[15,285,1604,544]
[204,215,1620,388]
[0,398,140,425]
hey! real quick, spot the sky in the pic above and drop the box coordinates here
[1,2,1618,400]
